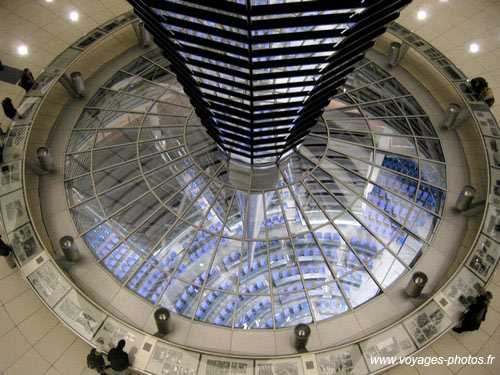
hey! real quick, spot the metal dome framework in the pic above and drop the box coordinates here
[64,50,447,330]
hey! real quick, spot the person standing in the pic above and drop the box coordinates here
[107,340,129,375]
[453,290,493,333]
[87,344,108,375]
[18,68,35,92]
[2,98,22,120]
[0,235,16,268]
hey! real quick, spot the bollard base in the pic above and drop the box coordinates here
[54,256,77,270]
[295,345,309,354]
[153,331,168,339]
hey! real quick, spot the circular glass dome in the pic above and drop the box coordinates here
[64,49,447,329]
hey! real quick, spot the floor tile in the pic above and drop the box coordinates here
[0,305,15,338]
[0,328,31,372]
[452,328,490,355]
[0,257,18,280]
[0,272,29,304]
[4,348,50,375]
[429,332,470,373]
[387,364,419,375]
[5,288,43,325]
[477,338,500,375]
[34,323,77,365]
[43,367,62,375]
[52,338,91,375]
[18,306,59,345]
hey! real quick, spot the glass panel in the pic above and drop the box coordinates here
[420,160,446,189]
[408,117,437,137]
[416,183,446,215]
[368,117,411,135]
[237,241,270,295]
[374,151,419,179]
[65,175,95,207]
[175,231,219,287]
[108,192,160,238]
[129,207,177,257]
[292,235,334,288]
[406,206,439,241]
[127,263,169,303]
[389,229,427,266]
[374,135,417,157]
[273,291,313,328]
[205,238,242,292]
[70,198,104,234]
[303,175,345,220]
[83,222,122,260]
[196,290,236,327]
[99,111,144,129]
[159,278,201,320]
[265,191,289,239]
[309,282,349,321]
[150,220,198,273]
[370,166,418,201]
[234,295,272,329]
[339,268,381,308]
[417,139,445,161]
[102,242,142,282]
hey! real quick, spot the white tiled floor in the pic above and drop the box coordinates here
[1,253,499,374]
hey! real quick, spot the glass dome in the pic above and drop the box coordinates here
[64,49,446,329]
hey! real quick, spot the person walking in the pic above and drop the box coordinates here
[2,98,22,120]
[453,290,493,333]
[18,68,35,92]
[107,340,130,375]
[87,344,109,374]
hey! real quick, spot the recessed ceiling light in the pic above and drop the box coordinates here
[69,11,79,22]
[17,45,28,56]
[469,43,480,53]
[417,10,427,20]
[46,0,53,3]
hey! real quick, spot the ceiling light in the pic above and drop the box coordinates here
[69,11,79,22]
[417,10,427,20]
[46,0,53,3]
[17,45,28,56]
[469,43,480,53]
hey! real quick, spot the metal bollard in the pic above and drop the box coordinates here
[139,23,152,47]
[59,236,80,262]
[294,323,311,352]
[389,42,402,67]
[388,41,409,67]
[455,185,476,211]
[405,272,428,298]
[442,103,461,129]
[154,308,170,335]
[36,147,54,172]
[70,72,85,97]
[133,21,152,47]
